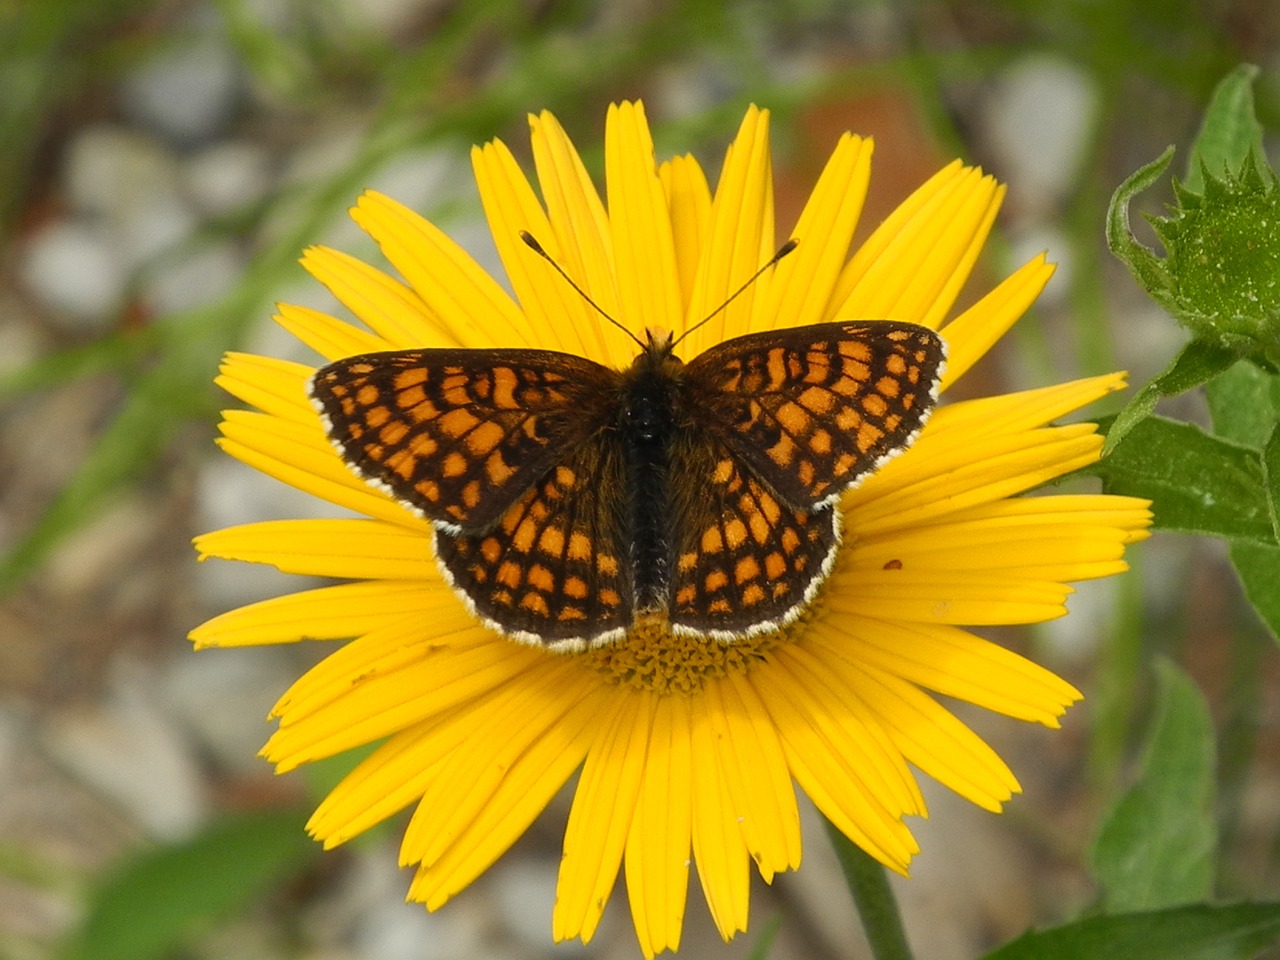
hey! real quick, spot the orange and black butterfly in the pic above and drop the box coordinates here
[310,315,945,650]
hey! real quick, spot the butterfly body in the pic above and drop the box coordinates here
[310,321,945,650]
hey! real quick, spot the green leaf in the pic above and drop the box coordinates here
[60,810,317,960]
[1091,660,1217,911]
[1227,541,1280,646]
[981,902,1280,960]
[1092,415,1275,544]
[1205,358,1280,447]
[1106,145,1178,309]
[1184,64,1265,193]
[1103,340,1238,454]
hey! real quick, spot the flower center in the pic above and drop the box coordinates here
[580,613,780,694]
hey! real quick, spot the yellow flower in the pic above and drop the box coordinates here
[192,102,1150,957]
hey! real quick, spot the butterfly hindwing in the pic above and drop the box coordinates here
[310,348,618,532]
[685,321,945,509]
[433,437,633,648]
[665,433,839,637]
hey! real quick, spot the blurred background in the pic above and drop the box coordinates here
[1,1,1278,958]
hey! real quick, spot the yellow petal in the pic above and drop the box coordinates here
[756,132,873,332]
[682,105,774,352]
[215,352,313,424]
[660,154,712,311]
[605,101,684,358]
[351,190,530,348]
[554,692,649,945]
[274,302,391,361]
[624,693,692,959]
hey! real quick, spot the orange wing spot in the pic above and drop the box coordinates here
[797,459,815,487]
[675,585,697,606]
[705,570,729,592]
[862,393,888,418]
[765,551,787,578]
[441,452,468,477]
[780,528,801,554]
[410,398,438,421]
[757,491,781,523]
[772,582,789,599]
[440,407,480,438]
[835,407,862,431]
[410,433,438,458]
[598,588,621,608]
[765,348,790,388]
[365,405,392,429]
[512,517,539,552]
[774,401,810,435]
[415,478,441,504]
[490,588,514,605]
[857,423,884,452]
[356,384,380,405]
[741,583,766,606]
[678,551,698,572]
[485,451,515,486]
[713,458,735,484]
[885,353,907,375]
[734,556,761,584]
[468,420,505,455]
[480,537,502,562]
[394,367,428,389]
[876,375,901,398]
[568,532,592,560]
[798,386,835,414]
[809,428,832,454]
[724,518,748,548]
[700,526,724,553]
[833,452,856,474]
[767,434,799,469]
[388,449,416,480]
[708,598,732,614]
[840,340,873,362]
[491,368,519,407]
[520,592,550,615]
[564,576,589,599]
[526,563,555,592]
[461,479,481,509]
[538,525,565,555]
[555,465,578,487]
[747,508,770,545]
[557,606,588,622]
[597,553,620,576]
[378,420,408,445]
[496,561,523,588]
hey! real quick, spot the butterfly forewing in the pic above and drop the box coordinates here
[666,435,838,637]
[309,348,617,532]
[686,321,946,509]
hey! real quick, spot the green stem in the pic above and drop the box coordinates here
[822,816,915,960]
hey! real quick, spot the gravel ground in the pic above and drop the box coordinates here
[2,3,1277,959]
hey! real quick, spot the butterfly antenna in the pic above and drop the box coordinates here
[519,231,646,349]
[670,239,798,349]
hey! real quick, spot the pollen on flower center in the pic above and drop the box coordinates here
[579,613,780,694]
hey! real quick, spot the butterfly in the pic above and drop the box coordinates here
[309,317,946,651]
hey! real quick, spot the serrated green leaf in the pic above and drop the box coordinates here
[60,810,317,960]
[1103,340,1238,454]
[1091,660,1217,912]
[1106,145,1177,306]
[1184,64,1265,193]
[1228,541,1280,646]
[1093,415,1275,544]
[981,902,1280,960]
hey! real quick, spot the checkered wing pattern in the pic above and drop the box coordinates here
[666,434,838,636]
[686,321,946,509]
[309,349,616,532]
[433,439,633,646]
